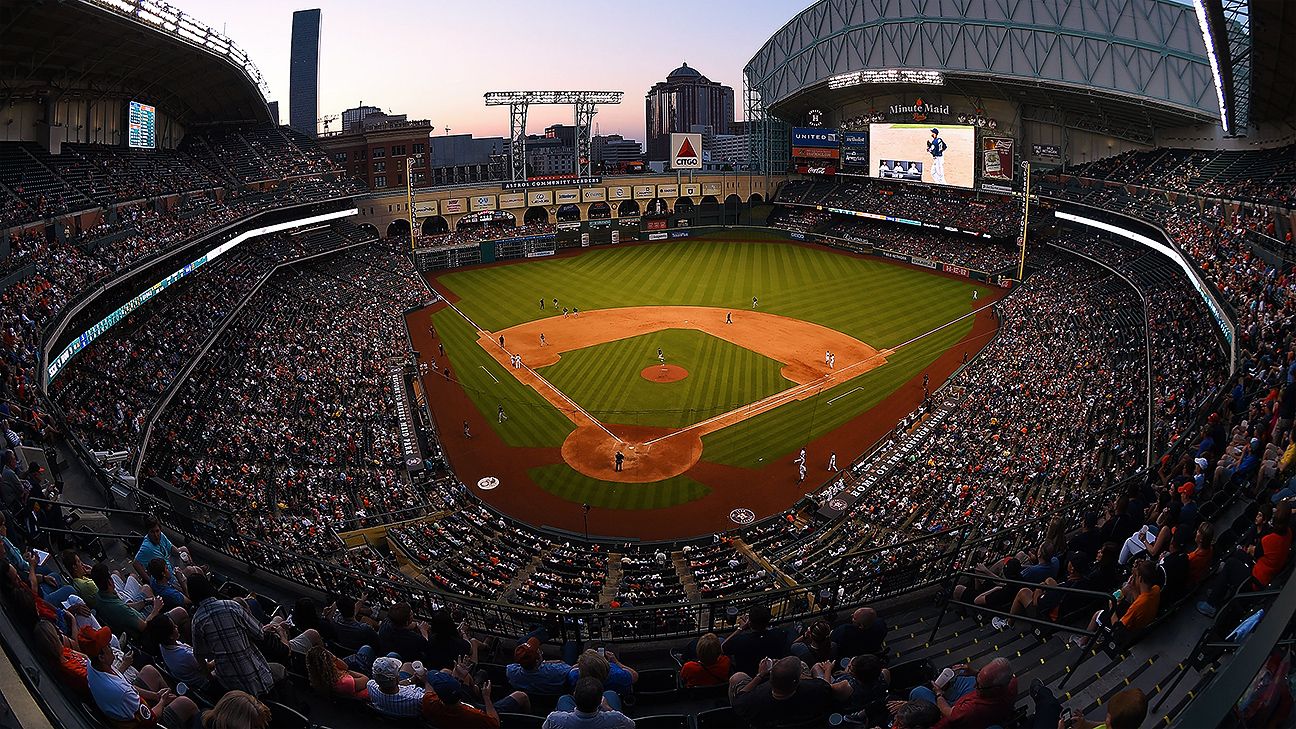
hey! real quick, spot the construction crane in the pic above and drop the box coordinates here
[318,114,340,134]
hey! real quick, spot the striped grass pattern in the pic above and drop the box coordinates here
[528,463,711,510]
[432,239,985,464]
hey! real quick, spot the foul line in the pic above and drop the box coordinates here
[827,387,864,405]
[427,283,620,442]
[478,366,499,384]
[641,299,1000,447]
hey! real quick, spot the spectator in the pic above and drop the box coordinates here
[82,625,199,728]
[202,690,272,729]
[1081,560,1161,643]
[88,562,169,640]
[888,699,943,729]
[377,602,429,662]
[321,594,378,651]
[831,607,887,659]
[542,676,635,729]
[366,655,426,718]
[145,558,188,609]
[32,620,89,699]
[1199,501,1293,616]
[567,649,638,698]
[729,655,833,727]
[132,516,195,586]
[507,637,572,695]
[906,657,1017,729]
[789,619,834,663]
[424,677,530,728]
[679,632,731,688]
[61,549,98,606]
[818,653,889,717]
[148,612,213,692]
[305,644,369,701]
[722,604,790,676]
[189,572,282,697]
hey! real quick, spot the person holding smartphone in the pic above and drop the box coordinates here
[1076,560,1160,648]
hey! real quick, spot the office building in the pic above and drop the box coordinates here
[288,9,321,138]
[644,62,735,161]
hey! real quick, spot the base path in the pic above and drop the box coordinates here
[477,306,888,482]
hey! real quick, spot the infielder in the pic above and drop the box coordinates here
[725,312,733,325]
[828,452,837,471]
[539,333,548,346]
[752,296,759,309]
[927,128,948,185]
[657,348,665,365]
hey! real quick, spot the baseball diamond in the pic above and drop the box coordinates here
[409,236,998,537]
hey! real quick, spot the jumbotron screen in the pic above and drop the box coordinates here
[869,123,975,189]
[128,100,156,149]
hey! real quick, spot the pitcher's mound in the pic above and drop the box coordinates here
[641,364,688,383]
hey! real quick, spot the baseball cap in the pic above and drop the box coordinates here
[1195,457,1208,470]
[930,128,939,134]
[1251,438,1261,450]
[513,637,541,665]
[371,656,402,685]
[433,679,464,704]
[61,594,86,610]
[1178,482,1195,496]
[77,625,112,656]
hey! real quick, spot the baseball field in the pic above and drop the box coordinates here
[409,233,1000,538]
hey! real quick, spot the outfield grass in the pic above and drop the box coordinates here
[539,329,793,429]
[528,464,711,510]
[432,239,986,462]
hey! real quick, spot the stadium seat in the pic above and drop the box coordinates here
[634,714,692,729]
[695,706,739,728]
[498,712,546,728]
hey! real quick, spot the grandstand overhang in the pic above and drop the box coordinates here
[746,0,1222,140]
[0,0,271,126]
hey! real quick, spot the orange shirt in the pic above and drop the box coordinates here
[1120,585,1161,630]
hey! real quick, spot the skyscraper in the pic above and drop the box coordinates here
[289,9,321,137]
[644,63,735,161]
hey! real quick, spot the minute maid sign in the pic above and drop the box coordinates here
[889,97,951,122]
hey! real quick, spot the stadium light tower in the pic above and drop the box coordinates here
[484,91,623,181]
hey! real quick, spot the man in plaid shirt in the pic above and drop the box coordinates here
[189,574,281,696]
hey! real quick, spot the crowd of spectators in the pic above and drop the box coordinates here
[419,222,557,249]
[1068,143,1296,210]
[777,178,1020,238]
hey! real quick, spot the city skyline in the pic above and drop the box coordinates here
[164,0,805,140]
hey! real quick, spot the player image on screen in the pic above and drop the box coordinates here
[869,123,975,188]
[927,128,948,184]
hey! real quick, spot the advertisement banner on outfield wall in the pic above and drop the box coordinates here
[633,185,655,199]
[618,217,640,228]
[581,187,606,202]
[647,231,669,241]
[470,195,496,212]
[656,184,679,198]
[611,229,620,244]
[701,182,722,196]
[608,186,631,200]
[414,201,439,216]
[443,198,465,214]
[681,183,700,197]
[498,193,527,209]
[982,137,1015,182]
[555,189,580,204]
[527,190,553,206]
[791,127,839,148]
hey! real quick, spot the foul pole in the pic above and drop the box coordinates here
[1017,160,1031,281]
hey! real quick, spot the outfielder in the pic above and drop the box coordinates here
[497,404,507,423]
[927,128,948,185]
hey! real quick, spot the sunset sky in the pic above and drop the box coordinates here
[165,0,807,141]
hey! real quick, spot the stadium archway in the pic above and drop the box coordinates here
[456,210,515,231]
[588,202,611,219]
[421,216,449,235]
[701,195,719,205]
[674,197,695,213]
[556,204,581,222]
[724,194,742,206]
[645,198,671,216]
[617,200,641,217]
[385,219,410,239]
[524,206,550,225]
[748,193,764,204]
[358,223,380,238]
